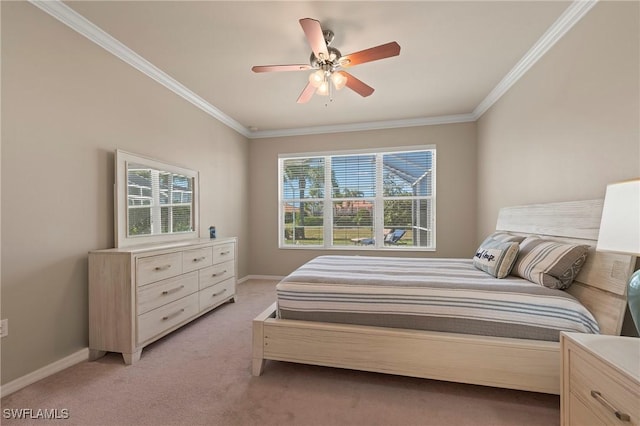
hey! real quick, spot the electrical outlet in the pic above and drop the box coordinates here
[1,319,8,338]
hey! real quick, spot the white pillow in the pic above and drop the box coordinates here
[473,237,520,279]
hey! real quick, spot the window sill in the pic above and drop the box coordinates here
[278,245,436,252]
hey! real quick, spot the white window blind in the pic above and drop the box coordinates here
[279,147,436,250]
[280,157,325,243]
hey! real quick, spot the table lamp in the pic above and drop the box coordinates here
[596,178,640,333]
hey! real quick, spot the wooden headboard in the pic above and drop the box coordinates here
[496,199,636,336]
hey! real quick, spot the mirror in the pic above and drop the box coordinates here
[115,150,199,247]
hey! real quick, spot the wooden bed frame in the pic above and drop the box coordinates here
[252,200,637,394]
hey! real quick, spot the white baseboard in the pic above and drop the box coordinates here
[1,348,89,398]
[239,275,285,283]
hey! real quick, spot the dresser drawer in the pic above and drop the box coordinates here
[199,278,234,311]
[137,293,199,344]
[182,247,213,273]
[137,272,199,315]
[569,349,639,425]
[212,243,234,264]
[137,252,183,286]
[199,260,235,290]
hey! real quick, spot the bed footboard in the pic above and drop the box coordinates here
[252,301,561,394]
[252,302,277,376]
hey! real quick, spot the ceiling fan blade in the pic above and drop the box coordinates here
[252,64,312,73]
[297,82,316,104]
[337,71,375,97]
[299,18,329,61]
[341,41,401,67]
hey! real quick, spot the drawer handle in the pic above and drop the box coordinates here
[220,251,230,256]
[211,289,227,297]
[211,270,227,277]
[154,264,172,271]
[161,285,184,296]
[192,256,206,262]
[162,309,185,321]
[590,391,631,422]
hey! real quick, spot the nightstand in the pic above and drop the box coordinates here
[561,332,640,426]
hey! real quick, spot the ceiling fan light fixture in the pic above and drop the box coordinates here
[316,80,330,96]
[331,72,347,90]
[308,70,325,88]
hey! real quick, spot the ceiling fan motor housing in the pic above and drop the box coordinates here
[309,46,342,70]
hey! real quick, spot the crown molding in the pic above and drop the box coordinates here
[472,0,598,119]
[249,113,477,139]
[28,0,251,138]
[29,0,597,139]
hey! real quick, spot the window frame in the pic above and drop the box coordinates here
[278,145,436,251]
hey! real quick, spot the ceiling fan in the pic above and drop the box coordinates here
[251,18,401,104]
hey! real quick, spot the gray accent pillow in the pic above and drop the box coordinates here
[473,238,520,279]
[513,236,589,289]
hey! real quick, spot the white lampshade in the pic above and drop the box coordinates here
[596,178,640,255]
[316,80,329,96]
[330,72,347,90]
[308,70,325,88]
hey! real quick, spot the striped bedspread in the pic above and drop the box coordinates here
[276,256,599,341]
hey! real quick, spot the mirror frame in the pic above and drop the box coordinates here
[115,149,200,247]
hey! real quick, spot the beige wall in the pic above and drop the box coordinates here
[1,2,249,384]
[3,0,639,386]
[248,123,477,276]
[476,1,639,335]
[477,1,640,241]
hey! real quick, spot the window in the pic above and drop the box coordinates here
[279,146,436,250]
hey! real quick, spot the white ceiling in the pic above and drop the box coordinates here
[50,1,586,138]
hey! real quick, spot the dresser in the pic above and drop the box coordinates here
[561,332,640,426]
[89,237,237,364]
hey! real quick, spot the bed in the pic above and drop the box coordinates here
[252,199,637,394]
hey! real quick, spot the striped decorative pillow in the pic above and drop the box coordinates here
[473,238,520,279]
[513,237,589,289]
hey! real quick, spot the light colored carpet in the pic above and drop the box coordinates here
[1,280,560,426]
